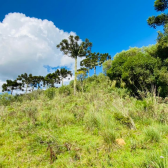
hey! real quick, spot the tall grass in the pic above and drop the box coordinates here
[1,74,168,167]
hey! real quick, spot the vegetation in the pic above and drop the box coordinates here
[147,0,168,28]
[1,0,168,167]
[1,74,168,167]
[57,35,92,95]
[2,68,73,94]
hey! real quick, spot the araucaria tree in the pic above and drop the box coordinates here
[80,57,92,77]
[31,76,44,91]
[43,72,60,88]
[99,53,111,73]
[57,35,92,95]
[89,52,100,75]
[147,0,168,28]
[2,80,22,95]
[55,68,72,86]
[17,73,33,93]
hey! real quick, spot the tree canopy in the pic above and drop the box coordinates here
[147,0,168,28]
[57,35,92,95]
[106,46,168,97]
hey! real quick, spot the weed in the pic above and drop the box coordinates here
[47,143,57,164]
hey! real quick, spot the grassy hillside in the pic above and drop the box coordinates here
[0,74,168,168]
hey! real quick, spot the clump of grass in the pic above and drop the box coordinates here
[23,106,38,119]
[142,148,168,168]
[84,112,102,131]
[102,128,117,144]
[113,112,135,129]
[144,126,161,142]
[44,87,57,100]
[55,112,75,126]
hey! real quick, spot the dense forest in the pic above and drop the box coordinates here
[1,0,168,167]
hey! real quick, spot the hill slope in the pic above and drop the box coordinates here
[0,74,168,167]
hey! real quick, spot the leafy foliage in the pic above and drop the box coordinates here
[0,93,15,106]
[44,87,57,100]
[55,68,72,86]
[2,80,22,95]
[106,46,168,97]
[58,85,72,95]
[57,35,92,95]
[147,0,168,28]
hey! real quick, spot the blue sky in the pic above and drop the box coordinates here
[0,0,165,93]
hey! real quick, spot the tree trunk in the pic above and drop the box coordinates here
[26,83,28,93]
[62,78,63,86]
[74,57,77,95]
[94,66,96,75]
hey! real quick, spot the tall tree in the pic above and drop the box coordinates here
[55,68,72,86]
[147,0,168,28]
[89,52,100,75]
[31,75,44,91]
[80,58,92,77]
[17,73,33,93]
[2,80,22,95]
[57,35,92,95]
[77,68,87,93]
[99,53,111,73]
[43,72,60,88]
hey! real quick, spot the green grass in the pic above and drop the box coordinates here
[1,74,168,167]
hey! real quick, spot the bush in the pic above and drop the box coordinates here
[113,112,134,129]
[0,93,14,106]
[69,80,82,92]
[44,88,57,100]
[58,85,72,96]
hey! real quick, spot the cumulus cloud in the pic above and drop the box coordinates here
[0,13,84,93]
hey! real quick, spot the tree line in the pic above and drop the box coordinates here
[2,68,72,95]
[2,36,111,95]
[4,0,166,97]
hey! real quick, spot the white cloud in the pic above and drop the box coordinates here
[0,13,85,93]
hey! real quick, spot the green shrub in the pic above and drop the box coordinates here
[44,88,57,100]
[14,94,23,103]
[0,93,14,106]
[30,89,43,99]
[58,85,72,95]
[113,112,133,129]
[69,80,82,92]
[144,126,161,142]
